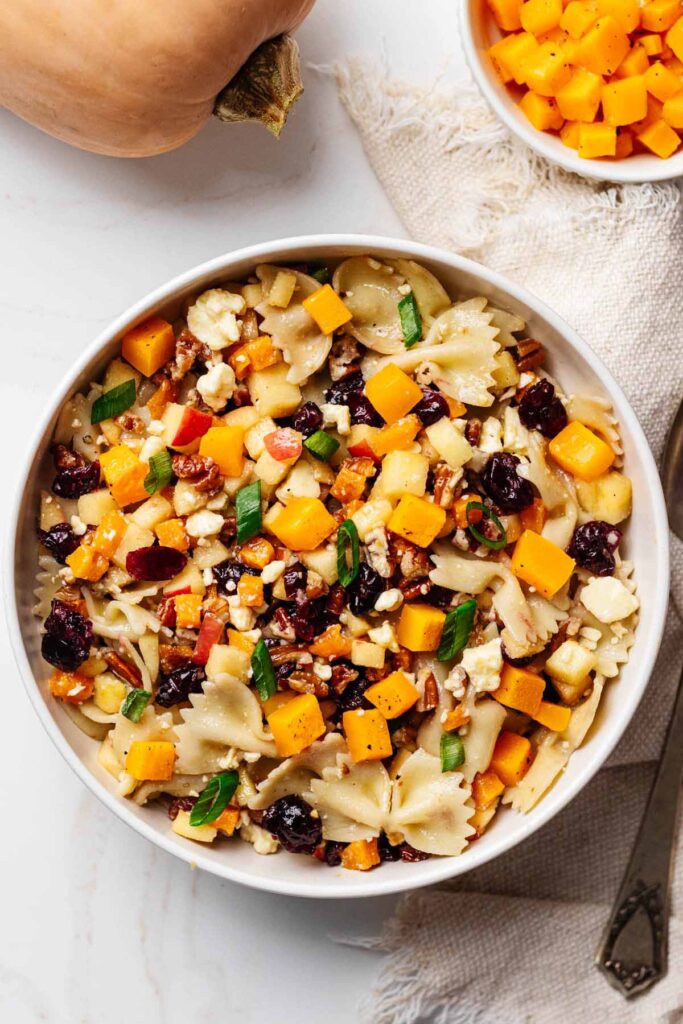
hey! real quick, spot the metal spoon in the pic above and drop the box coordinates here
[595,398,683,997]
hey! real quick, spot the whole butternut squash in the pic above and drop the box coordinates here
[0,0,315,157]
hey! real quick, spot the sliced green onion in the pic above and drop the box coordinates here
[91,379,136,425]
[236,481,262,544]
[466,501,507,551]
[251,638,276,701]
[337,519,360,587]
[144,449,173,495]
[440,732,465,773]
[398,292,422,348]
[311,264,331,284]
[189,771,239,827]
[304,429,340,462]
[437,598,477,662]
[120,689,152,723]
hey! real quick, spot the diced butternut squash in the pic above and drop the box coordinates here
[520,90,564,129]
[100,443,138,485]
[490,731,533,787]
[641,32,664,56]
[524,41,573,95]
[397,603,446,652]
[309,624,353,659]
[595,0,640,33]
[239,536,274,569]
[666,14,683,60]
[639,116,682,154]
[330,465,367,503]
[228,343,252,380]
[302,284,353,335]
[511,529,576,598]
[632,93,665,129]
[443,704,471,731]
[520,0,563,36]
[261,691,297,717]
[494,662,545,717]
[100,444,148,506]
[175,593,203,628]
[534,700,572,731]
[122,316,176,377]
[365,363,423,424]
[560,120,582,147]
[267,693,326,757]
[244,336,281,372]
[198,425,245,477]
[270,497,337,552]
[663,90,683,125]
[49,669,94,704]
[155,518,189,551]
[556,68,603,121]
[90,510,126,558]
[644,0,683,32]
[491,31,541,84]
[454,493,484,530]
[487,0,523,31]
[370,415,421,457]
[66,543,109,582]
[560,0,599,39]
[602,75,648,124]
[341,838,381,871]
[387,494,446,548]
[237,573,264,607]
[645,59,683,99]
[343,708,393,763]
[125,740,176,781]
[549,421,616,479]
[365,671,420,719]
[614,128,635,157]
[576,17,630,75]
[578,121,618,156]
[614,42,650,78]
[472,769,506,809]
[213,806,241,836]
[228,628,256,655]
[519,497,546,533]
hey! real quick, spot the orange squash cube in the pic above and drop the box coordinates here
[665,13,683,59]
[365,363,423,424]
[125,740,176,781]
[341,838,381,871]
[549,421,616,479]
[49,669,94,704]
[302,284,353,335]
[614,128,635,157]
[261,691,298,716]
[524,41,573,96]
[270,497,337,552]
[638,117,682,154]
[387,494,447,548]
[309,624,353,659]
[100,444,138,485]
[228,628,256,655]
[343,708,393,763]
[511,529,575,597]
[244,336,281,372]
[370,414,421,457]
[110,464,149,508]
[519,90,564,129]
[641,33,664,56]
[663,91,683,125]
[519,497,546,533]
[556,69,603,122]
[443,704,471,732]
[560,120,582,148]
[645,60,683,100]
[90,510,126,558]
[472,769,506,809]
[155,518,189,552]
[595,0,640,33]
[237,574,264,607]
[493,663,545,717]
[227,343,252,380]
[644,0,683,32]
[199,425,245,477]
[365,671,420,719]
[66,544,109,582]
[213,807,241,836]
[486,0,523,30]
[560,0,599,38]
[490,731,533,787]
[122,316,176,378]
[602,75,648,124]
[267,693,326,757]
[576,16,630,75]
[578,121,618,156]
[397,603,446,652]
[520,0,563,36]
[490,32,541,84]
[239,536,275,569]
[175,593,203,628]
[330,465,367,503]
[534,700,572,731]
[614,43,650,79]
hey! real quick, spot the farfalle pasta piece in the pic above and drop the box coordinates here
[82,590,162,641]
[332,256,407,354]
[33,554,63,619]
[132,774,210,806]
[565,393,623,461]
[519,433,578,550]
[386,258,451,325]
[461,698,507,783]
[307,759,392,843]
[248,733,347,810]
[174,676,276,774]
[255,265,332,384]
[487,305,526,347]
[391,749,475,856]
[111,704,176,768]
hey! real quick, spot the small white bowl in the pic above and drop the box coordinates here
[5,234,669,899]
[460,0,683,183]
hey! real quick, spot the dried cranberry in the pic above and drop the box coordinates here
[568,520,622,576]
[283,562,307,600]
[155,666,205,707]
[261,796,322,854]
[324,371,364,405]
[481,453,534,513]
[378,833,402,862]
[413,387,450,427]
[422,584,453,609]
[52,459,101,499]
[213,559,258,594]
[126,546,187,581]
[292,401,323,437]
[323,841,346,866]
[290,598,328,642]
[518,379,568,439]
[38,523,80,563]
[41,598,93,671]
[348,393,383,426]
[335,674,373,712]
[348,562,385,615]
[326,583,345,617]
[168,796,197,820]
[400,844,431,862]
[500,645,537,668]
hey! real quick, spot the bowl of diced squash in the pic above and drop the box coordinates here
[461,0,683,181]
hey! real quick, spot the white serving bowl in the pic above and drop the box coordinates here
[460,0,683,183]
[6,234,669,899]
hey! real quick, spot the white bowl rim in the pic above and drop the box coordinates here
[5,232,670,899]
[459,1,683,184]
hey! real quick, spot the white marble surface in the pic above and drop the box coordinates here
[0,2,467,1021]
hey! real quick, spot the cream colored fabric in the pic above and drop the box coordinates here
[331,60,683,1024]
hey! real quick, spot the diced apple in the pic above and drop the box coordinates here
[162,561,205,596]
[77,489,117,526]
[222,405,261,431]
[245,417,278,459]
[545,640,597,689]
[130,492,173,531]
[192,613,224,666]
[575,472,632,525]
[351,640,385,669]
[375,451,429,499]
[192,538,231,569]
[161,403,212,451]
[347,425,381,461]
[103,357,140,394]
[492,351,520,388]
[276,462,320,503]
[425,417,473,469]
[254,449,294,487]
[300,544,339,585]
[40,490,67,531]
[205,643,251,681]
[112,523,155,569]
[248,363,301,418]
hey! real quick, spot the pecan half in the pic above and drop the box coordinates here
[287,669,329,698]
[240,309,260,341]
[433,463,463,509]
[203,587,230,623]
[169,328,211,382]
[52,444,85,471]
[390,538,432,581]
[171,453,223,494]
[465,418,482,446]
[329,663,359,695]
[103,649,143,688]
[114,412,145,434]
[393,647,414,674]
[398,577,432,601]
[516,338,546,372]
[416,671,439,712]
[329,335,361,381]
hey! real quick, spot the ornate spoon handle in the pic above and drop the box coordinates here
[595,666,683,997]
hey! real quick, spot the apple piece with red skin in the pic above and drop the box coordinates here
[163,584,192,598]
[347,440,380,464]
[193,613,224,665]
[161,403,212,451]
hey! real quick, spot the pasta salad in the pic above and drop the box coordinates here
[34,255,638,871]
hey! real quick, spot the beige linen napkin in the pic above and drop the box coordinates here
[328,59,683,1023]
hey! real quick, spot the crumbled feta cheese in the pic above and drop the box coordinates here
[148,419,165,436]
[313,663,333,680]
[239,813,279,854]
[59,566,76,583]
[365,526,392,579]
[196,362,236,412]
[444,664,467,699]
[242,629,262,645]
[461,638,503,693]
[187,288,245,351]
[139,436,166,464]
[478,417,503,454]
[320,402,351,436]
[374,588,403,613]
[227,595,256,631]
[340,609,371,637]
[185,509,224,538]
[580,576,639,623]
[261,559,286,584]
[202,568,214,587]
[367,621,399,652]
[173,480,209,516]
[397,282,411,295]
[70,515,87,537]
[206,491,228,511]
